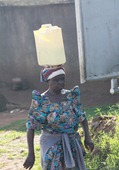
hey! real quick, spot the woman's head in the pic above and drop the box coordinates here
[40,65,65,93]
[48,74,65,93]
[40,65,65,82]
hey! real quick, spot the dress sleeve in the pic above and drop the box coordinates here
[71,86,86,123]
[26,90,47,131]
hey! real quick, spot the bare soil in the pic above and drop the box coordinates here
[0,81,119,127]
[0,87,31,127]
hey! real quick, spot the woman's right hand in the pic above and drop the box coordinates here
[23,153,35,169]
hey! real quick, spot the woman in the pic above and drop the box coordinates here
[23,66,94,170]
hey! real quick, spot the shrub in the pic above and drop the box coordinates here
[84,104,119,170]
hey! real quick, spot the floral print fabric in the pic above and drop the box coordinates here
[27,86,85,132]
[26,86,86,169]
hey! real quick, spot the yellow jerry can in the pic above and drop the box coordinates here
[33,24,66,66]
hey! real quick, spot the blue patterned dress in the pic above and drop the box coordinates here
[26,86,87,170]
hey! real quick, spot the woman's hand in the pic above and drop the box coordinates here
[84,138,94,152]
[23,153,35,169]
[80,118,94,152]
[23,129,35,169]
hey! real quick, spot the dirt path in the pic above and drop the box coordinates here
[0,109,28,127]
[0,87,31,127]
[0,84,119,129]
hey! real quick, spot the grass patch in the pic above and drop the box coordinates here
[85,124,119,170]
[85,104,119,170]
[0,119,41,169]
[85,103,119,120]
[0,119,27,132]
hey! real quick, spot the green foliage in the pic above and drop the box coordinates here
[84,103,119,170]
[86,103,119,120]
[85,126,119,170]
[0,119,27,132]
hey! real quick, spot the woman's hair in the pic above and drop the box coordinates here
[40,65,65,82]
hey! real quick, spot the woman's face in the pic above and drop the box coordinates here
[48,74,65,93]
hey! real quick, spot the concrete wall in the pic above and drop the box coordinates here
[0,2,80,90]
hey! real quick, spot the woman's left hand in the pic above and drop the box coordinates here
[84,138,94,152]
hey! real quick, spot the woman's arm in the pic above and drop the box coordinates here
[23,129,35,169]
[81,118,94,152]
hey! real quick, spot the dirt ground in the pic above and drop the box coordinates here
[0,80,119,127]
[0,87,31,127]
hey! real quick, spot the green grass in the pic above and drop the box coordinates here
[85,103,119,120]
[0,119,27,132]
[85,104,119,170]
[85,125,119,170]
[0,103,119,169]
[0,119,41,170]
